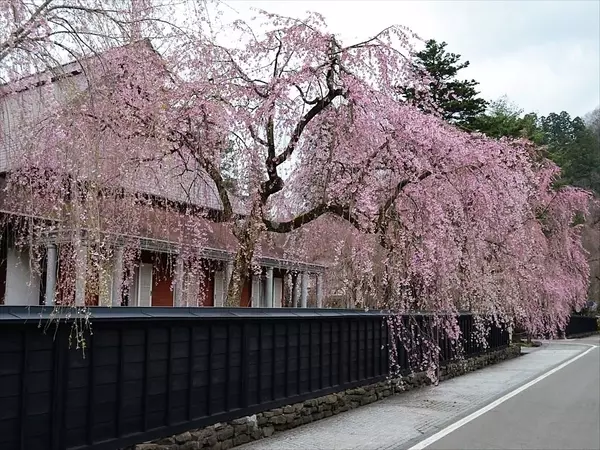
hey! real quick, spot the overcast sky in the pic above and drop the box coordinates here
[221,0,600,118]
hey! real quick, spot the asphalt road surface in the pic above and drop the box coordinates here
[425,337,600,450]
[240,337,599,450]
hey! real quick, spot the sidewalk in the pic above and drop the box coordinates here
[239,340,596,450]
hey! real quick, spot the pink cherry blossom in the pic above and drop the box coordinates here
[1,5,590,376]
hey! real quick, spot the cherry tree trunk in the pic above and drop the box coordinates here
[225,210,263,307]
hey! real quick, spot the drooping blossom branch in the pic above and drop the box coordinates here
[1,6,591,378]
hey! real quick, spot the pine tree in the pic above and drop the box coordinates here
[401,40,488,130]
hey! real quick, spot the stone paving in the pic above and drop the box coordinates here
[239,341,594,450]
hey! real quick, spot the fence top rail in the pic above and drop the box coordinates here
[0,306,479,323]
[0,306,387,322]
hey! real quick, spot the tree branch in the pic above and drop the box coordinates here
[375,170,433,234]
[272,33,283,77]
[174,128,234,221]
[263,202,363,233]
[294,84,319,105]
[260,41,344,202]
[215,44,268,99]
[261,84,343,201]
[266,116,276,160]
[247,125,268,147]
[86,95,235,221]
[0,0,54,63]
[273,87,344,168]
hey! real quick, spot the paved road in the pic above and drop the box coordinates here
[240,337,599,450]
[425,337,600,450]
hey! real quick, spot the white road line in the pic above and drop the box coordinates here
[407,344,599,450]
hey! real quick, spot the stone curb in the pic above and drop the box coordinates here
[128,345,521,450]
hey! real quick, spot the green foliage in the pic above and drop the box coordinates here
[520,113,546,145]
[474,98,600,195]
[584,107,600,141]
[400,40,488,129]
[404,37,599,196]
[472,97,544,144]
[571,211,586,227]
[540,111,600,194]
[535,206,552,236]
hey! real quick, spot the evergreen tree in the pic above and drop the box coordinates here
[401,39,488,129]
[473,97,544,144]
[473,99,599,194]
[541,112,600,194]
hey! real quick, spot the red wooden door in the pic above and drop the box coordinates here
[85,288,99,306]
[84,260,99,307]
[152,272,173,306]
[240,278,252,307]
[200,269,215,306]
[56,244,75,306]
[152,253,173,307]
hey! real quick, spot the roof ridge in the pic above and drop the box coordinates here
[1,38,155,96]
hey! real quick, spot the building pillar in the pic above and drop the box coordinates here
[316,273,324,308]
[251,274,261,307]
[44,244,57,306]
[292,273,299,308]
[111,246,124,306]
[174,255,184,307]
[74,243,87,307]
[265,267,274,308]
[300,272,308,308]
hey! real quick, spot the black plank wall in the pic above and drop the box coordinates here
[0,307,508,450]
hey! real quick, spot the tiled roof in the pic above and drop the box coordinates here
[0,43,323,270]
[0,41,246,214]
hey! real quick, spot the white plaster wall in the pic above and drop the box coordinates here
[139,263,153,307]
[5,246,41,305]
[251,276,261,308]
[129,266,140,306]
[273,277,283,308]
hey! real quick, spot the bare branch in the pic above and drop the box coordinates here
[263,202,363,233]
[266,117,276,160]
[274,87,344,168]
[272,33,283,78]
[376,170,433,233]
[294,84,319,105]
[247,125,268,147]
[0,0,55,63]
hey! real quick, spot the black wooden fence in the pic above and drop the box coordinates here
[565,315,599,337]
[0,307,509,450]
